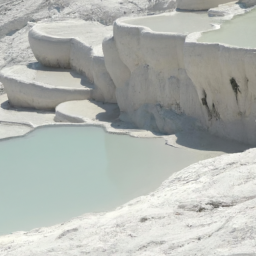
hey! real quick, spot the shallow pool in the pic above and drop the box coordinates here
[199,8,256,48]
[1,126,213,235]
[123,11,221,34]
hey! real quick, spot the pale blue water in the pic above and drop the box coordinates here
[123,12,221,34]
[199,9,256,48]
[0,126,211,236]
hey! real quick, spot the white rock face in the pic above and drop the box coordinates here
[103,13,211,135]
[177,0,233,10]
[102,7,256,145]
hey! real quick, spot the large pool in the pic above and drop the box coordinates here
[199,8,256,48]
[1,126,215,236]
[123,11,221,34]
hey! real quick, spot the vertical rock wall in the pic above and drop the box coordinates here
[103,16,256,144]
[103,20,204,134]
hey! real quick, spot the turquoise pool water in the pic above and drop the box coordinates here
[0,126,212,235]
[199,8,256,48]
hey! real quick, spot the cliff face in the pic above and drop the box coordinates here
[103,20,204,135]
[185,34,256,145]
[103,7,256,145]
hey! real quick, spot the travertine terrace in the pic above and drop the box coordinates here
[0,0,256,255]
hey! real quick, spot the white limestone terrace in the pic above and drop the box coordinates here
[101,2,256,145]
[0,20,116,109]
[0,63,93,110]
[2,2,255,144]
[28,19,116,103]
[102,10,221,138]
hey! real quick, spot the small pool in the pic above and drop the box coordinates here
[123,11,221,34]
[5,63,93,89]
[34,20,112,45]
[199,8,256,48]
[0,126,214,236]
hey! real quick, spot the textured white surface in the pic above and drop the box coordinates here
[103,13,208,134]
[28,20,116,103]
[102,5,256,145]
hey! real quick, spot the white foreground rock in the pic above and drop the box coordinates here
[102,4,256,145]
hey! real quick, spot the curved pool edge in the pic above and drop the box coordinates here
[27,20,116,104]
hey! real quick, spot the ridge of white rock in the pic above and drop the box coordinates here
[103,11,214,135]
[28,20,116,103]
[2,3,256,144]
[1,0,176,72]
[102,4,256,145]
[55,99,120,123]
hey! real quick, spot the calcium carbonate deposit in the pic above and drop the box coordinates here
[0,0,256,255]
